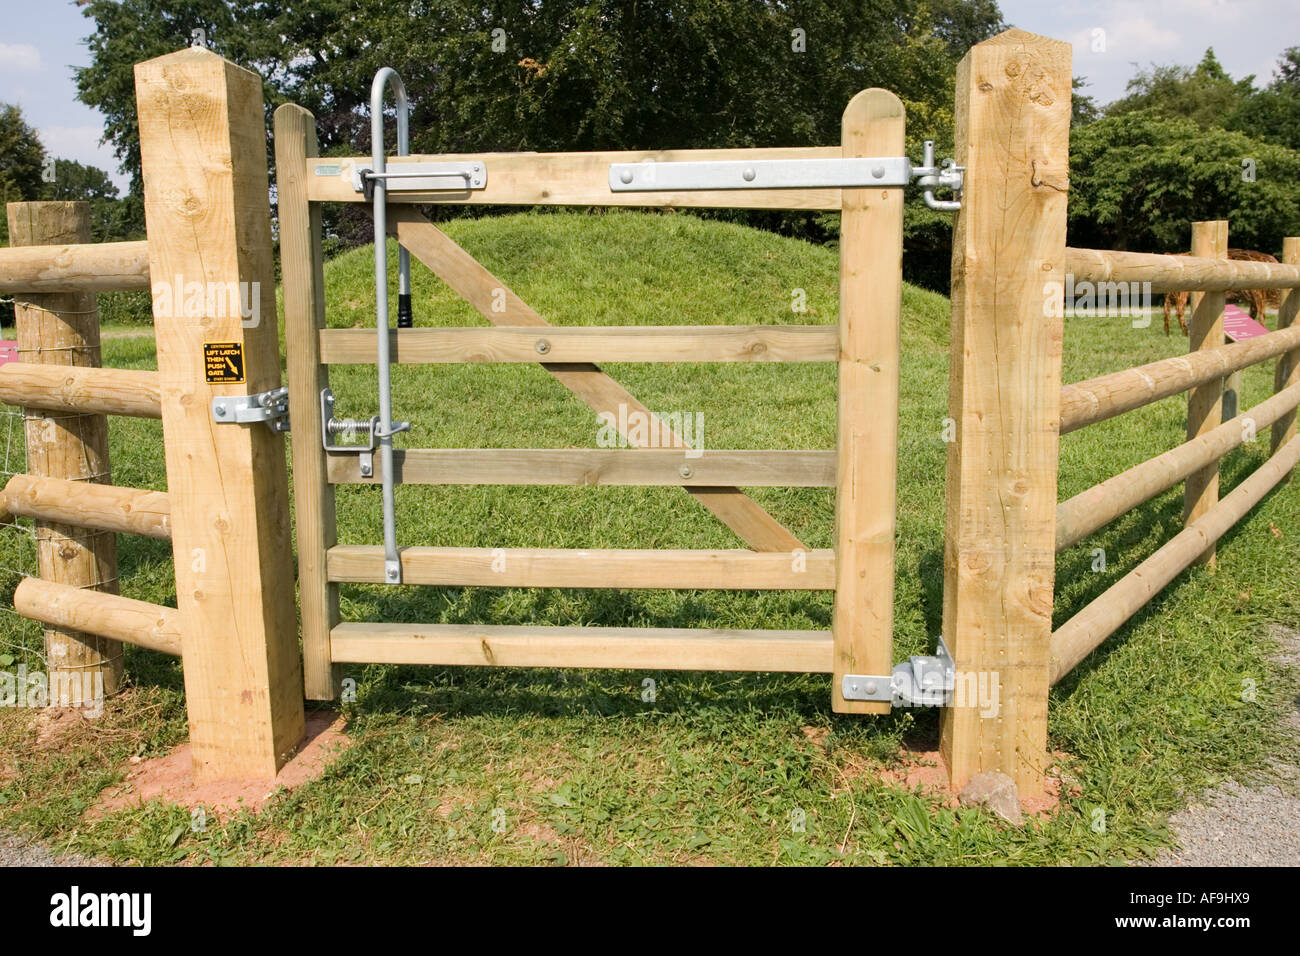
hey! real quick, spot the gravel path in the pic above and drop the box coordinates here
[0,833,105,867]
[1151,625,1300,867]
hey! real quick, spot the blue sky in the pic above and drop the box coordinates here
[2,0,1299,195]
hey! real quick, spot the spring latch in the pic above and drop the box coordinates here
[319,388,409,479]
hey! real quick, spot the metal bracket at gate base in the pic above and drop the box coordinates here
[608,140,964,210]
[352,162,487,198]
[841,635,955,707]
[211,387,290,433]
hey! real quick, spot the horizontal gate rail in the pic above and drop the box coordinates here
[330,622,833,672]
[318,325,840,364]
[327,545,834,589]
[326,448,836,486]
[307,146,845,210]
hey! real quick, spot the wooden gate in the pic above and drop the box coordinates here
[273,89,907,714]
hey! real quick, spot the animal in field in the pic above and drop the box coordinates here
[1162,248,1280,335]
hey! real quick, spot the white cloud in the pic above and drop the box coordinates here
[37,125,126,187]
[0,43,42,72]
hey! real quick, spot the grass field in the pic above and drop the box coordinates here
[0,210,1296,865]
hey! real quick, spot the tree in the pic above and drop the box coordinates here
[1072,77,1101,127]
[73,0,1006,290]
[1107,49,1255,128]
[1068,109,1300,255]
[42,159,146,242]
[0,103,48,246]
[1227,47,1300,150]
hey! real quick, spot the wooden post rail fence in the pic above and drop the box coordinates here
[3,28,1298,794]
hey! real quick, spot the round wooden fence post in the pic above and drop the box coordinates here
[5,200,123,706]
[1272,237,1300,460]
[1184,220,1229,566]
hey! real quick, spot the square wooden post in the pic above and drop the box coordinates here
[135,48,304,780]
[940,29,1072,797]
[274,104,340,701]
[7,200,123,705]
[831,89,905,715]
[1184,220,1228,565]
[1272,237,1300,460]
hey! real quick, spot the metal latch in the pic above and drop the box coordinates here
[319,388,411,480]
[841,635,955,707]
[211,387,290,433]
[352,162,487,198]
[608,140,963,210]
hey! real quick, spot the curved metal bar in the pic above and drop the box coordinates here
[370,67,412,583]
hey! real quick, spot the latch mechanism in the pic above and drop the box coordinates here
[352,161,487,198]
[608,140,964,210]
[211,386,290,433]
[320,388,411,481]
[841,635,955,707]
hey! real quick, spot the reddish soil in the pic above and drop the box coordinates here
[875,743,1074,819]
[90,710,349,820]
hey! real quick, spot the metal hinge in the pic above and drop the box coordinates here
[352,161,487,198]
[211,387,290,433]
[609,140,963,210]
[841,635,955,707]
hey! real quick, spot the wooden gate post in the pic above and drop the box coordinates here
[6,200,123,705]
[940,29,1072,797]
[831,89,905,715]
[135,48,304,780]
[1272,237,1300,461]
[1184,221,1228,564]
[274,104,340,701]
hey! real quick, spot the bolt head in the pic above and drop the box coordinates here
[678,464,692,478]
[619,169,634,184]
[214,404,226,416]
[742,167,756,182]
[872,165,886,179]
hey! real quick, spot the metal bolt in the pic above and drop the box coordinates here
[535,339,551,355]
[742,167,756,182]
[864,680,878,696]
[872,165,886,179]
[678,464,693,479]
[214,404,226,417]
[619,169,634,184]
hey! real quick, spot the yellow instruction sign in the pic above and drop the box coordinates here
[204,342,245,384]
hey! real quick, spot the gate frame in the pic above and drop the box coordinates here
[273,92,908,716]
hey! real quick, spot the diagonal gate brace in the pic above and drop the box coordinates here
[384,207,808,553]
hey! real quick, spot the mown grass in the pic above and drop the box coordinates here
[0,210,1295,865]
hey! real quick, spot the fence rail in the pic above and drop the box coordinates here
[1066,247,1300,293]
[0,239,151,292]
